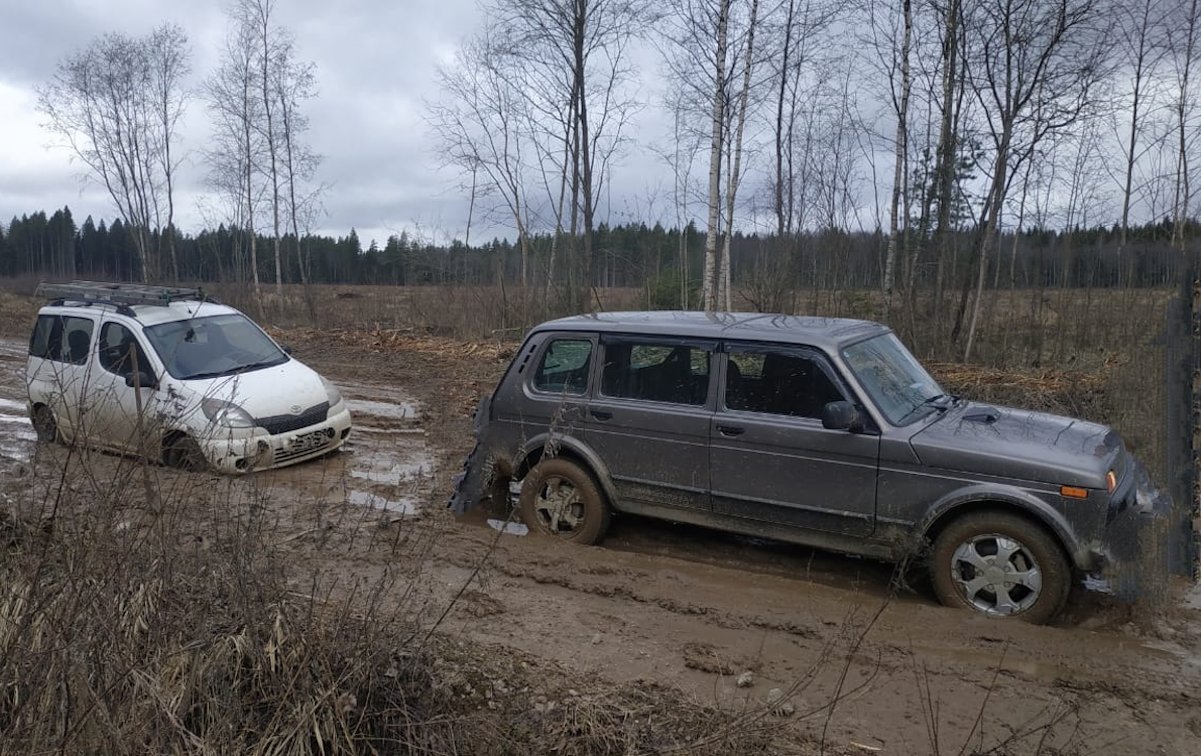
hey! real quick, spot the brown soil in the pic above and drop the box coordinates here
[2,312,1199,754]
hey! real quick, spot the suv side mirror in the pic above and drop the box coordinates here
[822,400,861,432]
[125,370,158,390]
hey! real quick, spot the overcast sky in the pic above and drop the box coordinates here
[0,0,668,247]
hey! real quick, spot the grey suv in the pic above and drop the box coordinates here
[451,311,1174,623]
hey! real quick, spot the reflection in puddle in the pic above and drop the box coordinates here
[346,398,420,421]
[0,427,35,462]
[0,397,27,414]
[349,447,433,486]
[487,518,528,536]
[348,489,418,516]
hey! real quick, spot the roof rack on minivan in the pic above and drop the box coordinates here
[36,280,209,309]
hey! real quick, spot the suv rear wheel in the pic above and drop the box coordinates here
[930,511,1070,625]
[519,458,610,544]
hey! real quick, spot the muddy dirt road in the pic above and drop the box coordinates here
[2,333,1199,754]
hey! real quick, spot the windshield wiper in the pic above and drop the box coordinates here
[231,359,283,374]
[896,393,953,426]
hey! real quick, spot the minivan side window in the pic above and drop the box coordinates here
[724,348,844,419]
[533,338,592,394]
[28,315,94,365]
[99,323,151,378]
[601,339,710,405]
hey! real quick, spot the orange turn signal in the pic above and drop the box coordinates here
[1060,485,1089,500]
[1106,471,1117,493]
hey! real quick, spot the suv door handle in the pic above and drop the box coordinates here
[717,424,745,436]
[590,409,613,421]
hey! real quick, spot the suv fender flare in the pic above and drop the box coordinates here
[516,432,620,508]
[916,484,1084,569]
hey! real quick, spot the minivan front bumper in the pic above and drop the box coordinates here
[200,405,353,473]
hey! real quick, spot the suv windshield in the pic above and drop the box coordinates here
[145,313,288,380]
[842,333,945,426]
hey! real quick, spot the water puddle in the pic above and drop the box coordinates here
[347,398,420,421]
[0,397,27,414]
[0,338,26,360]
[349,446,434,486]
[487,518,529,536]
[348,489,418,516]
[1143,638,1201,670]
[1185,581,1201,612]
[0,426,35,461]
[354,427,427,436]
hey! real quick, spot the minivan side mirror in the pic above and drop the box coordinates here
[125,370,159,390]
[822,400,861,432]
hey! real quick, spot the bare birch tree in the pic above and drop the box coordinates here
[1169,0,1200,253]
[492,0,646,310]
[1112,0,1169,265]
[38,26,190,283]
[145,25,190,283]
[954,0,1111,361]
[206,15,266,312]
[430,31,535,289]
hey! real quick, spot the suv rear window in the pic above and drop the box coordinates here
[533,339,592,394]
[29,315,94,365]
[601,339,710,405]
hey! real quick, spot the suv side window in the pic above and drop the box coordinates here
[28,315,94,365]
[99,322,151,378]
[533,338,592,394]
[725,347,844,419]
[601,338,710,405]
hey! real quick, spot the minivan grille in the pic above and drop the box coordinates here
[256,401,330,435]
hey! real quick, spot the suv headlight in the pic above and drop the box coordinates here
[201,397,256,428]
[321,377,344,408]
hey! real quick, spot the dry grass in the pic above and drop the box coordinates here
[0,439,825,755]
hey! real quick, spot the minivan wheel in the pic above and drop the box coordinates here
[519,458,610,544]
[930,511,1070,625]
[32,406,58,444]
[164,435,207,471]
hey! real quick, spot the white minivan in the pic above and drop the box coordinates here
[25,281,352,472]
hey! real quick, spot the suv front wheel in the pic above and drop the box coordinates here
[519,458,610,544]
[930,511,1071,625]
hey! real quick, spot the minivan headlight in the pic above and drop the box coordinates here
[321,377,344,408]
[201,397,256,428]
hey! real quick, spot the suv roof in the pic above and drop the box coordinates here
[534,311,890,351]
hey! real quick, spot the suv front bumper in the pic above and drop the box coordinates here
[1095,461,1196,600]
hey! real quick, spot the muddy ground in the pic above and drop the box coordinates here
[2,322,1200,755]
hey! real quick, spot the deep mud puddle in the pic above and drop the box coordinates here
[261,379,436,520]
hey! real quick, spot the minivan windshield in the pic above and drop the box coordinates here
[842,333,946,426]
[145,313,289,380]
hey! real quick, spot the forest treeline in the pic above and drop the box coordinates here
[2,207,1191,306]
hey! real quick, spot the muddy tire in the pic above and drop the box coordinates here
[930,511,1070,625]
[32,406,58,444]
[164,435,208,472]
[519,458,610,544]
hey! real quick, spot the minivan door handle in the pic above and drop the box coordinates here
[717,424,745,437]
[590,409,613,421]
